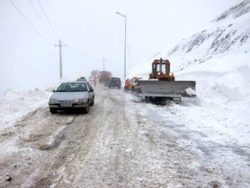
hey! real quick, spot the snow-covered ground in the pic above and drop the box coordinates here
[0,1,250,187]
[1,87,249,187]
[0,89,50,131]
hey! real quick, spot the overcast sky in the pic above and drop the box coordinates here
[0,0,239,94]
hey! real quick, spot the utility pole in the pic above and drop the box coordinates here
[116,11,127,79]
[55,40,66,80]
[127,45,131,72]
[124,16,127,79]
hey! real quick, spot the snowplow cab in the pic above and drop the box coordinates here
[149,58,175,81]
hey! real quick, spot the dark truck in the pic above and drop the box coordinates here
[107,77,121,89]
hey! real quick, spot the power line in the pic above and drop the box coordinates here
[9,0,53,45]
[67,43,98,60]
[67,44,101,62]
[67,45,87,57]
[28,0,58,40]
[36,0,60,39]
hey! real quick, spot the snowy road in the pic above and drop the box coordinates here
[0,87,250,188]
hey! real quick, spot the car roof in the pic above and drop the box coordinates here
[75,80,88,82]
[110,77,120,79]
[61,81,88,84]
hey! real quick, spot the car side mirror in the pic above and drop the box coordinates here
[89,89,94,92]
[52,89,56,92]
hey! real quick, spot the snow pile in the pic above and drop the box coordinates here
[0,89,50,131]
[184,87,196,96]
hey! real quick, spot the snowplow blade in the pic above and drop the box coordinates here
[138,80,196,97]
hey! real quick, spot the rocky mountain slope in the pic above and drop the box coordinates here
[168,0,250,74]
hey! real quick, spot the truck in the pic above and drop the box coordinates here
[138,58,196,103]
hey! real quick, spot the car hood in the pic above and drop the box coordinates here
[50,92,89,100]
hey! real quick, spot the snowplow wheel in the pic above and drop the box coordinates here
[144,96,150,103]
[50,108,57,114]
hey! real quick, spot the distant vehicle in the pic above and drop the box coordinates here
[104,78,110,87]
[124,77,141,91]
[49,81,94,114]
[107,77,121,89]
[98,71,112,83]
[76,77,87,81]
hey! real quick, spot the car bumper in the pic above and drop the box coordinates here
[49,102,88,109]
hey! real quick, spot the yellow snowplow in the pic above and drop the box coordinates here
[138,58,196,102]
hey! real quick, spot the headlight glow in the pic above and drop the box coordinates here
[75,98,87,103]
[50,99,58,103]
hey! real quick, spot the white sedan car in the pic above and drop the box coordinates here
[49,81,94,114]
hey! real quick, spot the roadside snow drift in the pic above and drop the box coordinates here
[0,89,50,131]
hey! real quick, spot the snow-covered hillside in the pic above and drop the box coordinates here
[168,0,250,72]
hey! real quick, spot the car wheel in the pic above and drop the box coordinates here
[50,108,57,114]
[144,97,150,103]
[84,104,90,113]
[90,99,94,106]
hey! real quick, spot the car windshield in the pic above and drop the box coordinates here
[56,82,88,92]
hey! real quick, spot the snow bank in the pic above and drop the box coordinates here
[0,89,50,131]
[173,52,250,146]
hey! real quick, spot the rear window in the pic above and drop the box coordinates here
[111,77,120,81]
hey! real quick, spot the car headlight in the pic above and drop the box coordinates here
[50,98,58,103]
[74,99,80,102]
[74,98,87,103]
